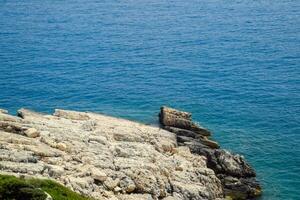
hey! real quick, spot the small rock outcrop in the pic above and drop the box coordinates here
[159,106,262,199]
[0,108,225,200]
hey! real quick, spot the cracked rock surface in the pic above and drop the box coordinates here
[159,106,261,200]
[0,108,224,200]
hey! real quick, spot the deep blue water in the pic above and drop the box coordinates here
[1,0,299,199]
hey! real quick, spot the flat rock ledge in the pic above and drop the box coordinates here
[0,107,261,200]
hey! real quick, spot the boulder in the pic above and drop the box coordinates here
[104,177,120,190]
[160,106,192,120]
[91,168,107,182]
[24,128,40,138]
[56,142,67,151]
[159,106,211,136]
[48,165,64,178]
[119,177,136,193]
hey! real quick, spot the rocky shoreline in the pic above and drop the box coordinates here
[159,107,261,199]
[0,107,261,200]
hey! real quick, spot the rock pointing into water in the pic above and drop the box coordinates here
[0,107,261,200]
[159,106,262,199]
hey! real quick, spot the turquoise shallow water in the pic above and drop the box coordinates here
[0,0,300,199]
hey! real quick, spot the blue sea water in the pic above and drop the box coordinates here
[0,0,299,199]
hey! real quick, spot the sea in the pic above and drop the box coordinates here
[0,0,299,199]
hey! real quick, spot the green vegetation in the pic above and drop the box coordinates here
[0,174,92,200]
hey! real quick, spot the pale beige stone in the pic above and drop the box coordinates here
[104,177,120,190]
[0,109,8,114]
[56,142,67,151]
[24,128,40,138]
[0,108,224,200]
[91,168,107,182]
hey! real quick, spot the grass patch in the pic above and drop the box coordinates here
[0,174,92,200]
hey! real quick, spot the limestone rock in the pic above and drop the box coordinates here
[91,167,107,182]
[119,177,136,193]
[24,128,40,138]
[88,135,107,145]
[0,109,8,114]
[117,194,153,200]
[53,109,90,120]
[159,107,261,200]
[48,165,64,178]
[56,142,67,151]
[0,108,228,200]
[0,112,21,122]
[160,106,211,136]
[160,106,192,120]
[164,126,199,138]
[17,108,44,120]
[104,177,120,190]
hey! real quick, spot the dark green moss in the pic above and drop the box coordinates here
[0,175,93,200]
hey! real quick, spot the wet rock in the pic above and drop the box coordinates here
[199,138,220,149]
[159,107,261,200]
[214,150,256,177]
[222,176,262,199]
[164,126,199,138]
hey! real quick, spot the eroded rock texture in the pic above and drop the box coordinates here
[0,108,225,200]
[159,106,262,200]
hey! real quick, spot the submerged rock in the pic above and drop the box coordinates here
[159,106,262,199]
